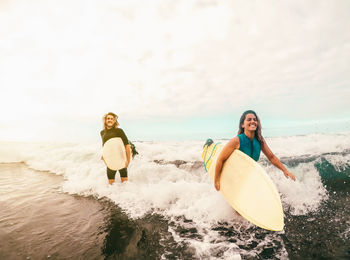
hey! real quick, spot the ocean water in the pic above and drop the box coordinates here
[1,132,350,259]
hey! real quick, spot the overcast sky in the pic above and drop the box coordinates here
[1,0,350,142]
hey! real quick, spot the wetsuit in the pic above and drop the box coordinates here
[238,133,261,161]
[100,128,129,179]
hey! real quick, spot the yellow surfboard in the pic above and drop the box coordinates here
[202,141,284,231]
[102,137,127,170]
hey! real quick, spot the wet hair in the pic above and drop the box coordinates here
[237,110,264,145]
[103,112,119,130]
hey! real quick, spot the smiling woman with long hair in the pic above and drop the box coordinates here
[100,112,131,185]
[214,110,295,191]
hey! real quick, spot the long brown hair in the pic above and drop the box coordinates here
[237,110,264,145]
[103,112,119,130]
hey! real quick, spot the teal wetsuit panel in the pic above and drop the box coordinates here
[238,133,261,161]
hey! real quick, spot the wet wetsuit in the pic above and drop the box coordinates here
[238,133,261,161]
[100,128,129,179]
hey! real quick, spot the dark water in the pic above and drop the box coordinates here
[0,163,106,259]
[281,157,350,260]
[1,157,350,260]
[0,163,187,260]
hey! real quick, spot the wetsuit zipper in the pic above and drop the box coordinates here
[251,139,254,158]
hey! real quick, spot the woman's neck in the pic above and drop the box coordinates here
[244,130,255,141]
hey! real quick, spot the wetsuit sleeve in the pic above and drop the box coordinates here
[119,129,129,145]
[100,130,106,145]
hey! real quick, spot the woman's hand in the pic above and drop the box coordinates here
[283,170,296,181]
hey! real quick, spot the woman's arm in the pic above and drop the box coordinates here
[261,141,296,181]
[214,137,240,191]
[125,144,131,168]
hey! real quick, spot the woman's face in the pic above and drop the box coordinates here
[105,115,116,128]
[242,113,257,132]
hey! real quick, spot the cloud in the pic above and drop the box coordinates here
[0,0,349,141]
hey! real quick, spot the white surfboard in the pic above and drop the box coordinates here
[202,142,284,231]
[102,137,127,170]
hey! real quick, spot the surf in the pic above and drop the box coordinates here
[1,132,349,258]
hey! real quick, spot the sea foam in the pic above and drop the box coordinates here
[1,132,349,258]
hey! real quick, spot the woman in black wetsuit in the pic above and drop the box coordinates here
[100,112,131,184]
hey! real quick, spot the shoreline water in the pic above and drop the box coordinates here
[1,133,350,259]
[0,163,195,259]
[0,163,106,259]
[1,160,349,259]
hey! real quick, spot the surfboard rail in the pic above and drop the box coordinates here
[202,142,284,231]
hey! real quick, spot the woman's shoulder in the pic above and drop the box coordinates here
[115,127,125,133]
[237,133,245,142]
[233,135,240,141]
[237,133,246,138]
[113,127,127,136]
[227,136,240,149]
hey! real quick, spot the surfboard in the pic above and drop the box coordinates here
[102,137,127,170]
[202,141,284,231]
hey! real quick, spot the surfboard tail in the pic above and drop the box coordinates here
[203,138,214,148]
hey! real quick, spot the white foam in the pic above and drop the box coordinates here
[323,153,350,172]
[266,162,328,215]
[263,132,350,158]
[1,132,349,257]
[0,142,29,163]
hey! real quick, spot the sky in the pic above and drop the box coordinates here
[1,0,350,142]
